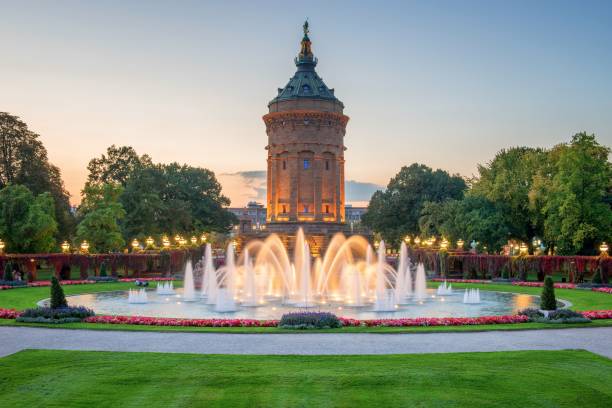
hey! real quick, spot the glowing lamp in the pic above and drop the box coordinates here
[174,234,181,243]
[162,236,170,249]
[457,239,464,249]
[403,236,411,244]
[190,236,197,245]
[145,236,154,247]
[0,239,5,254]
[61,241,70,253]
[200,233,207,243]
[179,237,187,246]
[80,240,90,253]
[373,241,380,249]
[600,242,609,256]
[440,238,449,250]
[414,237,421,246]
[519,242,528,255]
[131,239,140,251]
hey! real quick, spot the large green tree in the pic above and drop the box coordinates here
[539,133,611,254]
[419,196,510,251]
[121,163,236,238]
[0,185,57,253]
[470,147,547,241]
[0,112,74,239]
[362,163,466,244]
[75,184,126,252]
[86,145,152,187]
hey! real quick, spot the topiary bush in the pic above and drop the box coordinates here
[99,262,108,277]
[279,312,342,329]
[540,276,557,311]
[17,306,94,324]
[50,276,68,309]
[547,309,590,324]
[518,308,545,321]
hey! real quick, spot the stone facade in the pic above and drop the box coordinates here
[263,21,349,235]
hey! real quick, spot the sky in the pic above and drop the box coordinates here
[1,0,611,206]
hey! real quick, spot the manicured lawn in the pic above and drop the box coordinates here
[0,349,610,407]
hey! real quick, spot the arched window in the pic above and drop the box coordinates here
[302,84,311,93]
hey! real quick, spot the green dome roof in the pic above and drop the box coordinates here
[269,22,343,107]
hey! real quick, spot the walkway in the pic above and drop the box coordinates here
[1,326,611,358]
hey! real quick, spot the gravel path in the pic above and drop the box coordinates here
[1,326,611,358]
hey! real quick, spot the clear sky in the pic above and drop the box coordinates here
[1,0,611,206]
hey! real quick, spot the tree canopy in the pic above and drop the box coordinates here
[362,163,467,244]
[86,145,152,187]
[0,112,74,239]
[0,185,57,253]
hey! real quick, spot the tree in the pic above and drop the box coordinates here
[0,185,58,253]
[86,145,152,187]
[419,196,511,252]
[0,112,75,239]
[470,147,547,242]
[50,276,68,309]
[362,163,466,244]
[540,133,611,255]
[75,184,126,252]
[120,163,236,238]
[540,276,557,311]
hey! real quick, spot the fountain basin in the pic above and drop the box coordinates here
[66,288,540,320]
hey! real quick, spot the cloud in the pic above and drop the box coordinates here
[219,170,382,207]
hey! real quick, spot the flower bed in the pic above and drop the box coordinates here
[512,282,577,289]
[2,308,611,326]
[592,287,612,294]
[118,278,174,282]
[84,315,279,327]
[431,278,492,284]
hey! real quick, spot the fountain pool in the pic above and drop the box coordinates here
[66,288,539,320]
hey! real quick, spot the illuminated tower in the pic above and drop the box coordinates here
[263,21,349,235]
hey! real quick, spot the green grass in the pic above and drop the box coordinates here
[0,349,610,407]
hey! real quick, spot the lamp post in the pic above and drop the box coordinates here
[61,241,70,253]
[174,234,181,244]
[162,235,170,249]
[190,236,197,245]
[440,238,449,251]
[519,242,528,255]
[145,236,154,249]
[414,237,421,246]
[80,240,90,254]
[0,239,6,255]
[457,239,464,250]
[131,239,140,252]
[600,242,609,257]
[403,236,411,245]
[200,233,207,244]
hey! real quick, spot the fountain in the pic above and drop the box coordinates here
[463,288,481,304]
[436,281,453,296]
[201,244,217,302]
[414,263,427,301]
[182,260,197,302]
[214,242,238,312]
[156,281,175,295]
[395,242,412,304]
[373,241,397,312]
[128,288,148,304]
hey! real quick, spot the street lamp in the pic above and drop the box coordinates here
[600,242,609,256]
[457,239,464,250]
[0,239,5,254]
[179,237,187,246]
[440,238,449,250]
[174,234,181,243]
[162,235,170,249]
[80,240,90,254]
[414,237,421,246]
[403,236,411,244]
[131,239,140,252]
[190,236,197,245]
[61,241,70,253]
[519,242,528,255]
[145,236,154,248]
[200,233,207,243]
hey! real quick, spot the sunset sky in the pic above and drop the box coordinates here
[2,0,611,206]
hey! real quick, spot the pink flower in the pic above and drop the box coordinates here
[592,287,612,294]
[0,308,21,319]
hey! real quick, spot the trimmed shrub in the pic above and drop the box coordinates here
[50,276,68,309]
[0,280,27,287]
[540,276,557,311]
[3,262,13,281]
[86,276,118,282]
[546,309,591,324]
[17,306,94,323]
[518,308,544,321]
[99,262,108,277]
[279,312,342,329]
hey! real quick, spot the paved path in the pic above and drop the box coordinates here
[1,326,611,358]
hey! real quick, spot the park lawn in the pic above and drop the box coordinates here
[0,349,610,407]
